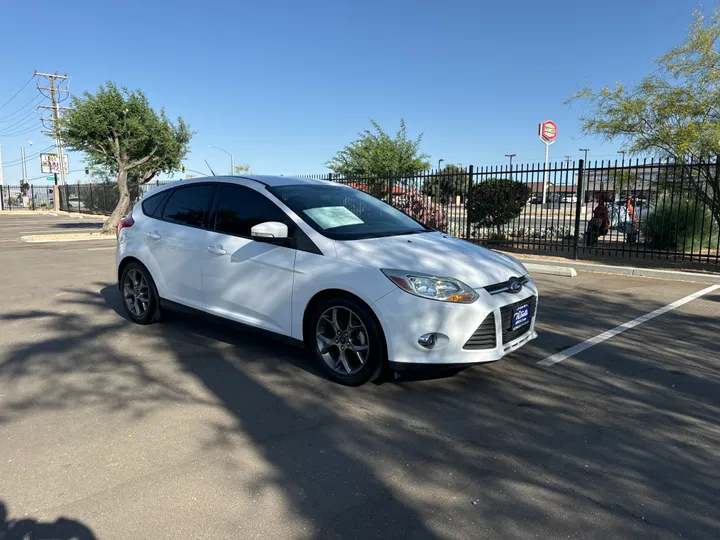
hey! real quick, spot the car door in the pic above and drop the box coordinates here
[202,183,297,335]
[147,183,216,310]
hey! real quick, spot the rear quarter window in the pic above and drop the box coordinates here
[141,192,168,218]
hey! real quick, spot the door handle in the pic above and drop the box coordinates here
[147,232,162,240]
[207,245,227,255]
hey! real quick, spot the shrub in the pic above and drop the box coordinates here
[396,189,447,232]
[467,179,531,234]
[643,194,719,252]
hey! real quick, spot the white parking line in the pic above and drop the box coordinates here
[538,284,720,367]
[87,246,115,251]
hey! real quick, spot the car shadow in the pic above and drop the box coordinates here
[99,284,474,386]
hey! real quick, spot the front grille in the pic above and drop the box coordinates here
[500,295,537,344]
[463,313,497,350]
[484,275,529,295]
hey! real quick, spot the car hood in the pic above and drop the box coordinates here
[333,232,526,288]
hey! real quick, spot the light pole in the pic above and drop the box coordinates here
[209,145,235,175]
[504,153,516,169]
[579,148,590,163]
[21,141,32,183]
[437,158,444,170]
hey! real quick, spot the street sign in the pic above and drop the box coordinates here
[539,120,557,143]
[46,176,54,181]
[40,153,69,174]
[538,120,557,206]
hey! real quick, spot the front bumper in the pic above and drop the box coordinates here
[371,278,538,366]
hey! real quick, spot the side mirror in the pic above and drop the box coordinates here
[250,221,289,244]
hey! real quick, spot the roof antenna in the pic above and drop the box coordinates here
[204,160,216,176]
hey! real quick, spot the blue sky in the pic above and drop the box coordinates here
[0,0,709,183]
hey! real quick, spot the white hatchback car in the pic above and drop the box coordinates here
[116,175,538,385]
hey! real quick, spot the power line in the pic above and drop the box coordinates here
[0,94,44,123]
[0,124,43,138]
[0,74,36,111]
[0,110,41,134]
[0,145,55,167]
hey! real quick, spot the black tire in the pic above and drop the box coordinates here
[307,296,385,386]
[120,262,161,325]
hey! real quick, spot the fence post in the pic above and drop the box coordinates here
[89,183,94,212]
[31,185,35,211]
[572,159,585,259]
[0,187,3,211]
[465,165,474,240]
[7,185,11,211]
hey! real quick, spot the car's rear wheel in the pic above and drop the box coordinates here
[309,296,384,386]
[120,262,161,325]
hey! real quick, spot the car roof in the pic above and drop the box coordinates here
[142,174,343,199]
[179,175,333,187]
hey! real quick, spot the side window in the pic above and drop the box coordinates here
[212,185,289,237]
[141,191,167,218]
[161,185,214,227]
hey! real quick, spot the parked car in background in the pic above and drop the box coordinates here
[560,194,578,204]
[116,176,538,386]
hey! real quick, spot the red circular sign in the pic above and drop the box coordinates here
[539,120,557,142]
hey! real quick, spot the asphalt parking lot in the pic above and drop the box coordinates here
[1,213,719,539]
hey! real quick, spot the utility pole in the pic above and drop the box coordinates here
[36,71,69,185]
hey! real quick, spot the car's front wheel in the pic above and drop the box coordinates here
[308,296,385,386]
[120,262,161,325]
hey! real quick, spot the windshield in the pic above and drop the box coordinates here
[269,184,430,240]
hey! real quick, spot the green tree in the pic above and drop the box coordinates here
[467,179,531,235]
[326,119,430,197]
[234,164,252,175]
[60,82,191,232]
[421,164,468,204]
[568,9,720,225]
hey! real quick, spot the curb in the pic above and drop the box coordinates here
[21,235,115,244]
[523,263,577,278]
[518,258,720,284]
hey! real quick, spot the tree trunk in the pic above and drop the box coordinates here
[103,169,130,234]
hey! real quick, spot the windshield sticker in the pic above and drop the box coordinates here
[303,206,364,229]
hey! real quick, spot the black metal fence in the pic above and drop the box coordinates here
[15,158,718,268]
[308,158,720,268]
[56,181,171,214]
[0,184,56,211]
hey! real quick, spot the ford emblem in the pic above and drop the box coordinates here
[508,278,523,293]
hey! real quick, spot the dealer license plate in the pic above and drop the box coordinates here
[512,303,530,330]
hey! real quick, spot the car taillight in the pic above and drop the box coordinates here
[117,214,135,236]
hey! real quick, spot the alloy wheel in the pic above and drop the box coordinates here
[315,306,370,376]
[123,268,150,318]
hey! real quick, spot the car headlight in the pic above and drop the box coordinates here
[381,269,479,304]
